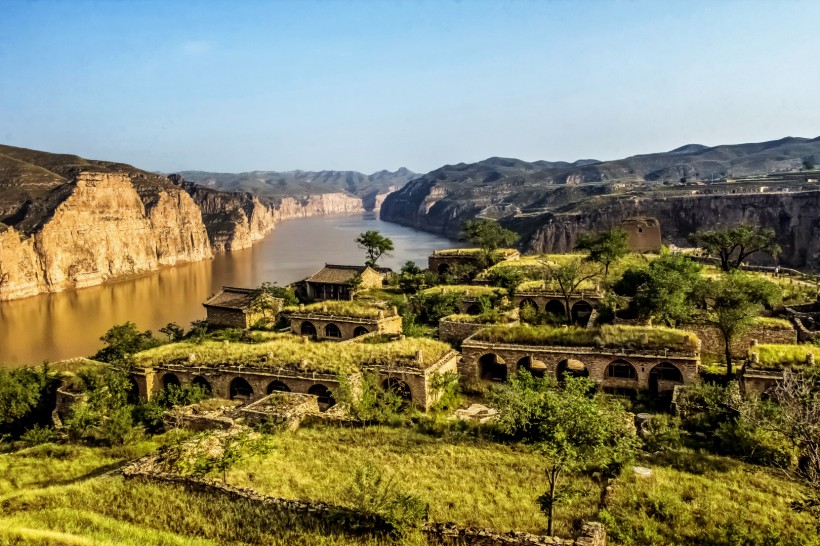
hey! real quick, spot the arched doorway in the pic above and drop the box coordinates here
[192,375,212,394]
[353,326,369,337]
[383,377,413,404]
[478,353,507,382]
[519,298,538,312]
[605,359,637,380]
[301,321,317,338]
[308,384,336,412]
[516,356,547,378]
[229,377,254,400]
[545,299,566,321]
[267,380,290,394]
[325,323,342,338]
[127,376,141,404]
[649,362,684,396]
[465,303,482,315]
[556,359,588,380]
[437,263,450,275]
[571,300,594,327]
[162,373,180,389]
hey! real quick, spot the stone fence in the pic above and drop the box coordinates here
[439,318,519,344]
[123,461,606,545]
[682,321,796,360]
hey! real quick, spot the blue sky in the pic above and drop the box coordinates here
[1,0,819,174]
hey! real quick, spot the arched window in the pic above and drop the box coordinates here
[162,373,180,388]
[353,326,369,337]
[301,321,317,337]
[229,377,254,400]
[478,353,507,382]
[516,356,547,377]
[437,263,450,275]
[545,299,566,319]
[519,298,538,312]
[192,375,212,393]
[650,362,683,382]
[465,303,482,315]
[571,300,594,326]
[266,380,290,394]
[325,323,342,338]
[606,360,637,380]
[307,384,336,412]
[383,377,412,402]
[556,359,588,380]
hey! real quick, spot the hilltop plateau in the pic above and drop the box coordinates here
[381,136,820,267]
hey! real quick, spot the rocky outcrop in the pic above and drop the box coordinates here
[514,190,820,267]
[0,172,212,301]
[271,192,369,220]
[172,176,276,252]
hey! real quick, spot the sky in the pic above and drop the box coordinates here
[1,0,819,174]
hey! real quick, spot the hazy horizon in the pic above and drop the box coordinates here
[2,0,820,174]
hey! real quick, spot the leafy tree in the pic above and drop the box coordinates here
[397,261,436,294]
[412,290,462,324]
[159,322,185,341]
[618,252,703,327]
[696,271,781,374]
[690,223,781,272]
[64,367,138,445]
[540,258,600,325]
[574,227,629,277]
[492,373,637,535]
[251,281,298,308]
[356,230,394,267]
[336,372,404,424]
[461,219,519,266]
[0,364,53,435]
[92,322,160,364]
[485,266,526,296]
[804,157,816,170]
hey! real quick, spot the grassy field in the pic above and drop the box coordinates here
[1,425,817,545]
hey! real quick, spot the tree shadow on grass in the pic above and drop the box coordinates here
[643,449,739,475]
[31,460,131,489]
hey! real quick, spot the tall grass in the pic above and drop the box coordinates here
[135,334,452,372]
[752,343,820,369]
[420,285,506,298]
[472,324,699,352]
[285,301,394,319]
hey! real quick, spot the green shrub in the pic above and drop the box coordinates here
[641,414,682,452]
[346,463,428,533]
[19,425,57,446]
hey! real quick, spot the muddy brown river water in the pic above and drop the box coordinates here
[0,214,460,365]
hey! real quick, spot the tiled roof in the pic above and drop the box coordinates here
[203,286,256,310]
[305,264,390,285]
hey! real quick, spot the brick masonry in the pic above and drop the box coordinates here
[682,322,796,359]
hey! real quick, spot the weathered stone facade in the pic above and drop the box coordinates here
[682,321,796,359]
[428,249,520,275]
[203,286,283,329]
[288,313,402,341]
[134,350,459,411]
[512,291,603,326]
[304,264,386,301]
[438,318,519,344]
[621,217,662,252]
[460,334,699,396]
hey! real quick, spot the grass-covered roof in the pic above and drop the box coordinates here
[470,324,699,352]
[749,344,820,369]
[134,334,453,373]
[284,300,395,320]
[421,285,506,298]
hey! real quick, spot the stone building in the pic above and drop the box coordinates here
[303,264,388,301]
[131,334,458,411]
[203,286,282,328]
[459,325,700,398]
[621,217,662,252]
[428,248,520,275]
[512,288,603,327]
[741,343,820,396]
[286,301,403,341]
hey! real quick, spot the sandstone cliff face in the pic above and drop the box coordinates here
[175,177,276,252]
[516,190,820,267]
[271,192,368,221]
[0,172,212,301]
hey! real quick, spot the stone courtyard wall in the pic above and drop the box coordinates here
[682,322,796,359]
[289,314,402,341]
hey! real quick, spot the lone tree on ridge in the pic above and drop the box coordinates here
[461,219,519,267]
[356,231,394,267]
[690,223,781,272]
[574,227,629,278]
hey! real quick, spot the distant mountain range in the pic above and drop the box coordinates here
[176,168,419,207]
[381,136,820,267]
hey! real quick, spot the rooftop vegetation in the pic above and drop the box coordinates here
[440,312,517,324]
[517,278,600,293]
[431,247,517,257]
[751,316,794,330]
[470,324,699,352]
[750,343,820,369]
[134,334,452,372]
[420,285,506,298]
[284,300,394,319]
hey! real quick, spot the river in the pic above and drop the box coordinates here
[0,214,461,365]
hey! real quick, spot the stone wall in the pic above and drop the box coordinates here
[289,314,402,341]
[439,319,519,344]
[682,322,796,359]
[423,522,606,546]
[621,217,662,253]
[205,307,262,329]
[460,339,698,394]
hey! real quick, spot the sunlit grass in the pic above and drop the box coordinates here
[751,343,820,369]
[420,285,506,298]
[284,301,395,319]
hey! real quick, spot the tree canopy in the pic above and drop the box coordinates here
[540,258,600,325]
[696,271,781,374]
[461,219,519,264]
[574,227,629,277]
[690,223,781,272]
[356,231,394,267]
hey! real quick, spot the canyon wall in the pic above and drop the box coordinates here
[271,192,369,221]
[0,172,212,301]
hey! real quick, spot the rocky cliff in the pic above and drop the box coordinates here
[172,175,276,252]
[0,171,212,300]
